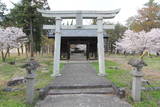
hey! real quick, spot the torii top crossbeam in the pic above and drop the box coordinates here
[37,9,120,19]
[37,9,120,37]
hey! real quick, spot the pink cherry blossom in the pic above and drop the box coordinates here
[0,27,27,52]
[115,29,160,54]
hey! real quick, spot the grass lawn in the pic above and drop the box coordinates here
[0,54,159,107]
[0,55,64,107]
[92,60,132,87]
[92,55,160,107]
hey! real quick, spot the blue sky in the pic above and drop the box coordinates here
[2,0,160,25]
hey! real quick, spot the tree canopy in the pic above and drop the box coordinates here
[115,29,160,55]
[3,0,51,57]
[106,23,127,53]
[127,0,160,32]
[0,27,27,61]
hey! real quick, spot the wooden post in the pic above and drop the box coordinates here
[86,42,89,60]
[67,41,70,60]
[97,17,106,76]
[51,17,62,77]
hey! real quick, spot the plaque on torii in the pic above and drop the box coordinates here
[38,9,120,77]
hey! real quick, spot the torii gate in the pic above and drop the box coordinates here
[38,9,120,77]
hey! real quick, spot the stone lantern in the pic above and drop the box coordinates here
[128,58,147,102]
[23,58,39,104]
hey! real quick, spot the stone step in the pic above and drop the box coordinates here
[48,84,112,89]
[36,94,132,107]
[48,87,114,95]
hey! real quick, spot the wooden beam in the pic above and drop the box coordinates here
[43,25,115,30]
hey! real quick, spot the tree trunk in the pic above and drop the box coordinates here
[30,19,34,57]
[1,48,10,62]
[4,48,9,60]
[156,52,160,56]
[8,49,10,57]
[1,51,5,62]
[17,48,20,56]
[25,44,28,58]
[21,45,24,55]
[110,43,114,54]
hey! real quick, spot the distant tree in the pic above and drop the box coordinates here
[0,27,27,62]
[106,23,127,53]
[71,19,74,25]
[0,0,7,13]
[92,19,97,25]
[115,29,160,55]
[0,0,7,24]
[127,0,160,32]
[147,28,160,55]
[126,16,137,28]
[41,36,54,55]
[3,0,50,57]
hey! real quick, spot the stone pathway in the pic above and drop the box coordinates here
[36,63,131,107]
[70,53,87,61]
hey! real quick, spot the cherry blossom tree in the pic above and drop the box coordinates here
[147,28,160,55]
[115,29,160,55]
[0,27,27,62]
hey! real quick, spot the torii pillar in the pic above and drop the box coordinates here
[51,17,62,77]
[97,17,106,76]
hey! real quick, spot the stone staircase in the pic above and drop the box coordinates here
[36,63,131,107]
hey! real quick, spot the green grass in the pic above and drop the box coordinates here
[92,57,160,107]
[108,54,160,72]
[0,54,159,107]
[0,64,22,80]
[92,60,132,87]
[143,57,160,72]
[0,90,31,107]
[0,55,64,107]
[131,91,160,107]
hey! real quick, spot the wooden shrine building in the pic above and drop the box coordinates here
[38,9,120,77]
[48,30,109,60]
